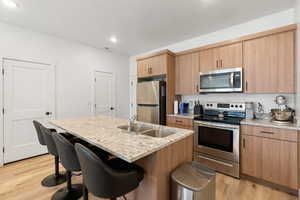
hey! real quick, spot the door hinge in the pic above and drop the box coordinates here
[2,108,4,115]
[2,68,4,75]
[2,147,4,153]
[94,78,96,82]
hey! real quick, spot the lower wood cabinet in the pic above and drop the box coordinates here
[241,125,298,190]
[241,135,262,178]
[167,117,193,130]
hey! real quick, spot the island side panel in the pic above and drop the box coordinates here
[130,135,193,200]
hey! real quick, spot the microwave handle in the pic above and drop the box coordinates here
[230,72,234,87]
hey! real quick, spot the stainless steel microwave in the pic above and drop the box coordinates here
[199,67,243,93]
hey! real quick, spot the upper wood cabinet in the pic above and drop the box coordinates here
[199,48,217,73]
[175,53,199,95]
[199,42,242,73]
[243,31,295,93]
[217,42,243,69]
[241,125,298,190]
[137,55,166,78]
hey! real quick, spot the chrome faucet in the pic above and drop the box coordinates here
[128,115,137,127]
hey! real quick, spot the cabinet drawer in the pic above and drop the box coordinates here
[253,126,297,142]
[241,125,297,142]
[167,123,193,130]
[167,117,193,127]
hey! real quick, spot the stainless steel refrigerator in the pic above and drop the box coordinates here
[137,80,166,125]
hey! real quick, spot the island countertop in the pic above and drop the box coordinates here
[50,115,194,163]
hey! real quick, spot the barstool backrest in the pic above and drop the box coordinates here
[52,133,81,172]
[75,143,118,198]
[33,120,46,145]
[40,126,59,157]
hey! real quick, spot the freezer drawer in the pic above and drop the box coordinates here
[137,81,160,105]
[137,106,160,124]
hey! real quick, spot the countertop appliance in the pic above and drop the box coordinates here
[179,102,189,114]
[193,102,246,178]
[137,80,166,125]
[199,68,243,93]
[271,95,295,124]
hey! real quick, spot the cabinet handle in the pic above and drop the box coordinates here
[196,84,199,93]
[245,81,248,91]
[175,120,183,123]
[220,60,223,68]
[243,138,246,148]
[261,131,274,135]
[149,67,152,74]
[216,60,219,68]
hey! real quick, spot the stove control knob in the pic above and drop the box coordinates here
[231,105,234,107]
[239,105,243,108]
[235,105,238,108]
[206,104,209,107]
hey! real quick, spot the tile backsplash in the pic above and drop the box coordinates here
[181,93,296,113]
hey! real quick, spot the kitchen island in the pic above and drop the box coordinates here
[50,115,194,200]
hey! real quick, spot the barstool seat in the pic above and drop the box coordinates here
[75,143,144,200]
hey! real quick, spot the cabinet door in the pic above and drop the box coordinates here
[244,31,295,93]
[279,140,298,189]
[241,135,262,178]
[199,48,218,73]
[148,55,166,76]
[217,42,243,69]
[175,53,199,95]
[262,138,281,184]
[137,60,148,78]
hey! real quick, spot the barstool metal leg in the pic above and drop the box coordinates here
[83,185,89,200]
[41,156,67,187]
[51,170,83,200]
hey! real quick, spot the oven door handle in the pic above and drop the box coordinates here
[194,121,239,130]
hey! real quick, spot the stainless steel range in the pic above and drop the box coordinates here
[193,102,246,178]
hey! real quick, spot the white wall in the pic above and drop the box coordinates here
[0,21,130,166]
[0,21,130,119]
[129,9,296,117]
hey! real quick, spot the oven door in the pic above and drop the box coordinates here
[199,67,242,93]
[194,120,239,162]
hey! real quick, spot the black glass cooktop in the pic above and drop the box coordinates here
[194,115,243,125]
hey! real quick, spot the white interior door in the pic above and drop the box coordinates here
[3,59,55,164]
[94,71,115,117]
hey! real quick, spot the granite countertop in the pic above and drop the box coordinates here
[50,116,194,163]
[241,119,300,131]
[167,114,198,119]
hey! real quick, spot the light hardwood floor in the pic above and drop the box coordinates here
[0,155,297,200]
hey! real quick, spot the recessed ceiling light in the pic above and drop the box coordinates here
[110,36,118,43]
[2,0,18,8]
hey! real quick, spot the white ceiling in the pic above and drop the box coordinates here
[0,0,295,55]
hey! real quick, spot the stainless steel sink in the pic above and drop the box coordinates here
[118,123,176,138]
[141,129,176,138]
[117,124,152,133]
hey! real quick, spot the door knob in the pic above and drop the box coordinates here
[45,112,52,116]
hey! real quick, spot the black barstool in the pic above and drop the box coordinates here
[75,143,144,200]
[51,132,84,200]
[33,121,66,187]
